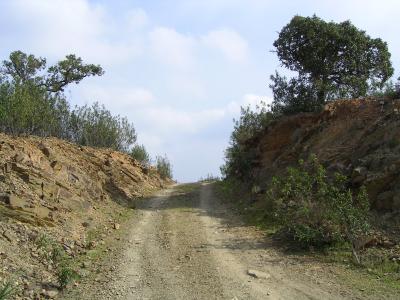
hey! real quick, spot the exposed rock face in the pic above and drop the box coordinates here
[0,133,169,297]
[248,98,400,211]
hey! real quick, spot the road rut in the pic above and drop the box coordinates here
[71,183,381,300]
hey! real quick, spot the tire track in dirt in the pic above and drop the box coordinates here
[70,183,389,300]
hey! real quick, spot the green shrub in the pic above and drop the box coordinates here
[198,174,220,182]
[0,283,14,300]
[69,102,136,151]
[270,72,323,115]
[35,234,78,289]
[266,156,370,261]
[156,155,172,179]
[0,51,138,152]
[57,263,79,289]
[130,144,151,166]
[35,233,67,263]
[221,102,274,180]
[369,77,400,99]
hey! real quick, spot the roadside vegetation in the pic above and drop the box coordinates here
[156,155,173,179]
[0,282,14,300]
[198,174,221,183]
[35,234,80,289]
[265,156,370,262]
[270,15,397,116]
[223,15,398,182]
[0,50,173,179]
[220,14,400,285]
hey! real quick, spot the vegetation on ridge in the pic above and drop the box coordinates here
[0,50,173,178]
[221,14,399,264]
[270,15,395,115]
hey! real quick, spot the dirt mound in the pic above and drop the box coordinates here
[0,133,170,298]
[249,98,400,211]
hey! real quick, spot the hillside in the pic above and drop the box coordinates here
[0,133,170,299]
[246,98,400,212]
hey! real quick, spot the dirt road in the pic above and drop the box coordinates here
[69,183,394,300]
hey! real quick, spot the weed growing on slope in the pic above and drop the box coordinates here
[35,233,79,289]
[57,263,79,289]
[0,282,14,300]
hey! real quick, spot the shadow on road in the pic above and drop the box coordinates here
[131,182,293,257]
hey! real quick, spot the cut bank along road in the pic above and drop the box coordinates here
[71,183,384,300]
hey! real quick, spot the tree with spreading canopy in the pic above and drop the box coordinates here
[1,50,104,92]
[271,15,394,114]
[0,51,136,152]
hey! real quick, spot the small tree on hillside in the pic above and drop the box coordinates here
[271,15,394,114]
[130,144,151,166]
[156,155,172,179]
[221,102,274,180]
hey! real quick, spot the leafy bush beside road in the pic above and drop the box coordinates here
[265,156,370,260]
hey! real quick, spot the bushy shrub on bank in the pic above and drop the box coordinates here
[268,156,370,246]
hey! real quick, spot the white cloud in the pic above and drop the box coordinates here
[149,27,197,70]
[136,133,164,154]
[140,106,225,134]
[78,85,154,109]
[202,28,249,63]
[125,8,149,30]
[133,93,271,138]
[1,0,143,65]
[168,76,206,99]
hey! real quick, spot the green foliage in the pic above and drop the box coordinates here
[35,233,67,263]
[2,51,46,85]
[198,174,221,182]
[266,156,370,253]
[0,80,70,136]
[130,144,151,166]
[272,15,394,114]
[0,50,139,152]
[221,102,274,180]
[1,50,103,92]
[270,72,322,115]
[156,155,172,179]
[35,234,79,289]
[0,282,14,300]
[57,263,79,289]
[45,54,104,92]
[69,102,136,151]
[369,77,400,99]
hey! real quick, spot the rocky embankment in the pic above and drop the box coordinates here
[249,98,400,212]
[0,133,169,299]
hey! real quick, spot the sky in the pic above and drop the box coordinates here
[0,0,399,182]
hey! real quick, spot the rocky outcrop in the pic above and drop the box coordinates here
[0,133,169,298]
[248,98,400,211]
